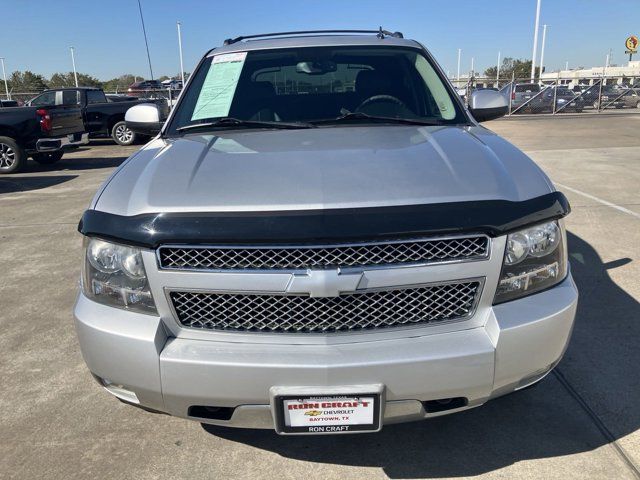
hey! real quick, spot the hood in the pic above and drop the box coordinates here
[94,125,553,216]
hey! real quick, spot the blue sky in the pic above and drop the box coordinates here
[0,0,638,80]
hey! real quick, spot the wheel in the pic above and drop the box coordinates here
[111,121,137,146]
[636,101,640,109]
[0,136,26,174]
[31,150,64,165]
[592,100,600,109]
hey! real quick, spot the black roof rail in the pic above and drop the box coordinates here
[223,28,404,45]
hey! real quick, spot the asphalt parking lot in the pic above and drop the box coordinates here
[1,114,639,480]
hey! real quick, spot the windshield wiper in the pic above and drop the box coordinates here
[176,117,314,132]
[310,111,444,126]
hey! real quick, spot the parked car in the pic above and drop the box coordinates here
[162,79,183,90]
[27,87,167,145]
[127,80,163,96]
[572,84,625,109]
[504,83,546,113]
[0,96,87,173]
[619,88,640,109]
[75,29,576,435]
[0,99,20,108]
[540,86,584,112]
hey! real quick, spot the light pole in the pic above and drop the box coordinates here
[496,51,501,85]
[0,57,9,100]
[470,57,475,76]
[177,21,185,86]
[565,61,569,71]
[539,24,547,79]
[69,47,78,87]
[530,0,542,82]
[456,48,461,81]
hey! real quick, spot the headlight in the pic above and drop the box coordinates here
[494,220,567,304]
[82,237,157,314]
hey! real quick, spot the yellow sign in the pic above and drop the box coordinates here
[625,35,638,52]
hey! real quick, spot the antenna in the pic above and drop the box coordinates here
[137,0,154,80]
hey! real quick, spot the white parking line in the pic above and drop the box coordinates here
[555,182,640,220]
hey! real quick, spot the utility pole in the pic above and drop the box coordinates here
[456,48,462,81]
[137,0,154,80]
[0,57,9,100]
[539,25,547,78]
[530,0,542,82]
[177,21,185,86]
[69,47,78,87]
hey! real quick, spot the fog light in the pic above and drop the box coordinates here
[102,378,139,404]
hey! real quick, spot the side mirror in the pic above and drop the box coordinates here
[125,103,164,136]
[469,89,509,122]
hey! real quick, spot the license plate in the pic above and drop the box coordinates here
[274,393,381,434]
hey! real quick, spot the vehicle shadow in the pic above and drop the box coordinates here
[22,156,127,173]
[0,175,77,194]
[201,231,640,478]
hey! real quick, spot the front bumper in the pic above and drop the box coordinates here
[74,274,577,429]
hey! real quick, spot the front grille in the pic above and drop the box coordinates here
[169,281,481,333]
[158,236,488,271]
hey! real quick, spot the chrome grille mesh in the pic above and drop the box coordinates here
[169,281,481,333]
[159,236,488,270]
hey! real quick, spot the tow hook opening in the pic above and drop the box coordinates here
[188,405,235,421]
[423,397,468,413]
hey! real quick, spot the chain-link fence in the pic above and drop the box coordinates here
[451,75,640,115]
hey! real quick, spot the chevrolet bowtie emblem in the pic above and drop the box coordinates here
[286,269,363,297]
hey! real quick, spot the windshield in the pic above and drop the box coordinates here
[167,46,465,134]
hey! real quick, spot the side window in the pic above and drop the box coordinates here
[30,91,56,106]
[62,90,80,105]
[86,90,107,104]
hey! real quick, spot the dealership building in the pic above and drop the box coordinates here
[541,61,640,85]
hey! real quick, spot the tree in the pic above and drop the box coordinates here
[49,72,102,88]
[158,75,170,82]
[484,57,542,81]
[102,74,138,93]
[8,71,48,92]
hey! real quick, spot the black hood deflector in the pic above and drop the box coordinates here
[78,192,570,248]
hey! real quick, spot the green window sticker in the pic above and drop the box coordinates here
[191,52,247,120]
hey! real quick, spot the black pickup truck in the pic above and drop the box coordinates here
[26,87,167,146]
[0,100,87,174]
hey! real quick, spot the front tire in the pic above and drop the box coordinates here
[111,121,137,146]
[0,136,26,174]
[32,150,64,165]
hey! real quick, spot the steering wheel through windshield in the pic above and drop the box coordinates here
[355,94,408,115]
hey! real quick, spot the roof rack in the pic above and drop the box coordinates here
[223,27,404,45]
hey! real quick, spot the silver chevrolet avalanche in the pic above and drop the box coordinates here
[74,30,578,435]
